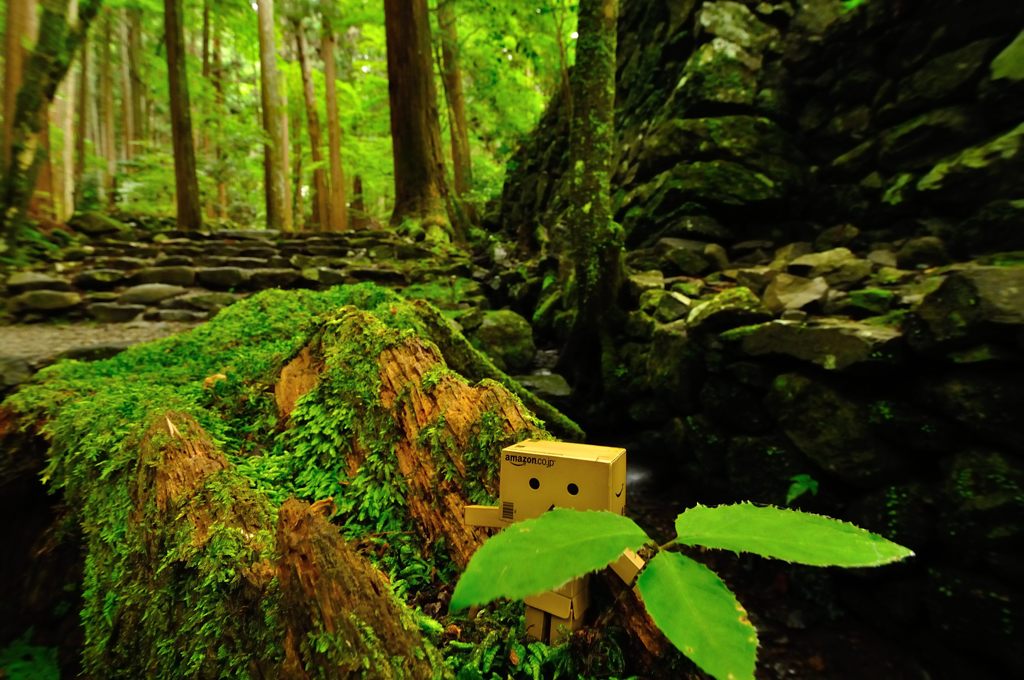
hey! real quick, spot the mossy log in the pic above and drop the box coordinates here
[0,283,665,677]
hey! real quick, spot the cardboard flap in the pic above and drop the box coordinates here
[610,549,645,585]
[464,505,505,528]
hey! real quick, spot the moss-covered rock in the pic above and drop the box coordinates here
[470,309,537,373]
[687,286,770,333]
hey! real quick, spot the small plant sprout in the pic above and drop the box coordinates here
[451,503,914,680]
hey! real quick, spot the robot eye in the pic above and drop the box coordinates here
[529,477,540,490]
[567,483,579,495]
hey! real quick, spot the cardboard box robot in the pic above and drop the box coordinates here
[464,440,644,643]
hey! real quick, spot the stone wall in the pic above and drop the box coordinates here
[498,0,1024,253]
[495,0,1024,675]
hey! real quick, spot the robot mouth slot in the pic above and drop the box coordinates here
[547,503,555,512]
[615,484,624,498]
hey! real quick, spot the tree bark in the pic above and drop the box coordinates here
[437,0,472,198]
[126,8,144,143]
[118,9,134,161]
[74,33,89,209]
[0,0,103,254]
[163,0,202,230]
[383,0,452,238]
[321,15,347,231]
[296,21,329,231]
[97,11,116,204]
[2,0,37,171]
[212,19,227,219]
[351,173,366,228]
[560,0,623,400]
[257,0,291,232]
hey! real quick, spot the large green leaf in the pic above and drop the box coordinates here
[449,509,649,612]
[675,503,915,566]
[637,552,758,680]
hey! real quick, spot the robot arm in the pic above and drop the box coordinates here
[610,548,645,586]
[464,504,505,528]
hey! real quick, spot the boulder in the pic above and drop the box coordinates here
[921,368,1024,452]
[512,372,572,404]
[118,284,187,305]
[197,267,251,290]
[248,269,301,290]
[907,265,1024,348]
[171,292,241,312]
[768,373,903,484]
[68,211,130,235]
[676,38,759,108]
[5,271,72,293]
[788,247,872,286]
[626,269,665,302]
[1,356,34,389]
[697,0,780,51]
[762,273,829,312]
[917,121,1024,202]
[9,290,82,313]
[687,286,770,332]
[896,236,950,268]
[722,318,903,370]
[656,238,712,276]
[654,291,693,323]
[132,266,197,287]
[471,309,536,372]
[878,106,976,170]
[89,303,145,323]
[73,269,126,290]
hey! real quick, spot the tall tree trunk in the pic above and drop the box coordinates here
[0,0,104,254]
[257,0,291,232]
[383,0,452,240]
[163,0,202,230]
[295,22,329,231]
[126,9,144,143]
[212,19,227,219]
[98,12,116,206]
[561,0,622,399]
[118,9,134,161]
[351,173,366,229]
[437,0,472,198]
[320,16,347,231]
[2,0,37,171]
[74,33,90,209]
[53,64,75,221]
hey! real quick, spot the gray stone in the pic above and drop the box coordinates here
[878,106,975,170]
[656,238,712,276]
[96,256,150,271]
[677,38,760,107]
[1,356,33,388]
[6,271,71,293]
[907,266,1024,348]
[9,290,82,313]
[173,292,241,312]
[698,0,780,51]
[896,236,950,268]
[704,243,730,271]
[299,268,347,287]
[814,224,860,251]
[68,211,130,235]
[654,291,693,323]
[733,266,776,294]
[118,283,187,305]
[722,318,903,370]
[132,266,197,287]
[762,273,829,312]
[196,267,251,290]
[867,249,898,267]
[513,372,572,401]
[89,303,145,323]
[472,309,536,372]
[149,309,209,323]
[687,286,770,332]
[917,122,1024,201]
[626,270,665,301]
[247,268,300,289]
[882,39,1001,120]
[73,269,126,290]
[768,373,902,484]
[770,241,814,270]
[788,247,872,286]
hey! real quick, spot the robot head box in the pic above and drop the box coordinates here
[497,440,627,523]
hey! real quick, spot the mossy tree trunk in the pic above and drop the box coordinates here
[560,0,623,401]
[1,285,666,675]
[384,0,454,241]
[0,0,103,255]
[256,0,291,233]
[321,13,348,231]
[163,0,202,230]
